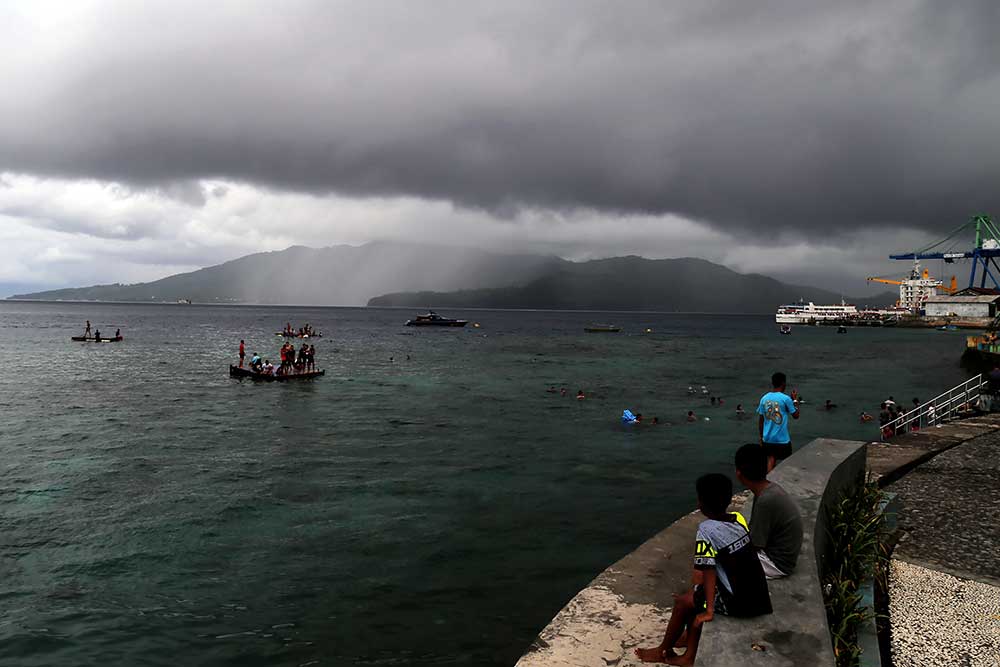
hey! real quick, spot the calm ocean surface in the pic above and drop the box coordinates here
[0,302,970,666]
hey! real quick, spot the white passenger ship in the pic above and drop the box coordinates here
[775,301,859,324]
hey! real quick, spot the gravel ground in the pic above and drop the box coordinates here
[888,429,1000,582]
[889,559,1000,667]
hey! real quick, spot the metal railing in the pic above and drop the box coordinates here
[880,374,988,441]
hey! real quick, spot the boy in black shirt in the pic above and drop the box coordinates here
[635,474,771,665]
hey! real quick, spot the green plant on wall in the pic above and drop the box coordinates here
[822,477,889,667]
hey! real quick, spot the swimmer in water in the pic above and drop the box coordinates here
[686,410,696,422]
[687,386,695,394]
[651,416,660,425]
[635,413,643,423]
[710,396,717,406]
[560,387,567,397]
[701,385,709,394]
[736,403,745,415]
[824,399,837,411]
[576,389,585,400]
[859,411,873,423]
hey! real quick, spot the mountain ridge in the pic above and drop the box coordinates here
[8,241,566,305]
[367,255,897,313]
[8,242,897,311]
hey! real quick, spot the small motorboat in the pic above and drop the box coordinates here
[229,365,325,381]
[584,324,621,333]
[779,325,792,335]
[405,311,468,327]
[71,336,123,343]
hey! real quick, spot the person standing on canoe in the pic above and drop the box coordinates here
[308,344,316,371]
[238,340,246,368]
[93,328,101,341]
[85,320,91,338]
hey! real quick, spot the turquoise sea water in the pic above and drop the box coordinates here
[0,302,971,666]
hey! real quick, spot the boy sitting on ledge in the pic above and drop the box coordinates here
[734,443,803,578]
[635,473,772,665]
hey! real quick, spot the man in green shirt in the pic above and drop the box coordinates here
[734,443,803,578]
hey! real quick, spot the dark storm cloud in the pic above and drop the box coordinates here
[2,0,1000,235]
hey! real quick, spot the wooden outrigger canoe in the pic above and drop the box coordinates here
[71,336,123,343]
[229,365,325,381]
[274,332,323,338]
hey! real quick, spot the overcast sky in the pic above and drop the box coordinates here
[2,0,999,296]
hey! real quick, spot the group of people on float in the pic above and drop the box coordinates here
[239,339,317,376]
[83,320,121,340]
[634,371,804,665]
[283,323,318,337]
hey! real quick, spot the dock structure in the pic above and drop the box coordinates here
[890,214,1000,292]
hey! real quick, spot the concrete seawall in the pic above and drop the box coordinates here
[515,439,866,667]
[516,416,1000,667]
[697,439,866,666]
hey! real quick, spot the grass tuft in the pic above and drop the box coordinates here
[822,476,889,667]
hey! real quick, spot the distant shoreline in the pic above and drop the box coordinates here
[2,298,777,316]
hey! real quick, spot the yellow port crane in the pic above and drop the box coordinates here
[866,261,958,312]
[865,268,958,294]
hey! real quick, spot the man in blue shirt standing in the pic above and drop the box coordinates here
[757,372,800,471]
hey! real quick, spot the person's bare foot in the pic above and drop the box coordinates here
[664,653,693,666]
[634,646,664,662]
[634,646,679,663]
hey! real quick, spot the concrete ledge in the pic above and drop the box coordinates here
[697,438,867,666]
[515,497,747,667]
[515,417,1000,667]
[516,439,869,667]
